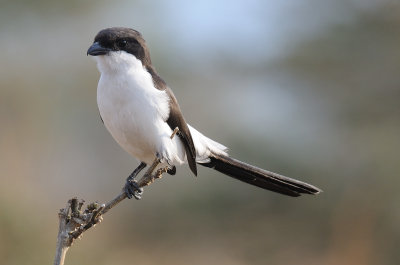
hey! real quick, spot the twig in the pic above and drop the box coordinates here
[53,129,179,265]
[170,126,179,139]
[53,160,160,265]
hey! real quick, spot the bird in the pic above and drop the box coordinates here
[87,27,321,199]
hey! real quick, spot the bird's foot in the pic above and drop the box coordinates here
[167,165,176,175]
[124,162,147,200]
[124,179,143,200]
[123,147,176,199]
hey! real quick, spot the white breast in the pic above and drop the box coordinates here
[95,51,186,165]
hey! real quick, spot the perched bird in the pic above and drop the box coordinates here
[87,27,321,199]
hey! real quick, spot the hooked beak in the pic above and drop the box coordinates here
[87,42,111,56]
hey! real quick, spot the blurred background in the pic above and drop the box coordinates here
[1,0,399,264]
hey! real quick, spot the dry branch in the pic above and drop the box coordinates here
[53,130,179,265]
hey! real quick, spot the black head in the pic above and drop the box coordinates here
[87,27,151,66]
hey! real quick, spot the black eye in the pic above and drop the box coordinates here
[117,39,127,48]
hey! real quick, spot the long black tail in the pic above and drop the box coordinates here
[198,154,321,197]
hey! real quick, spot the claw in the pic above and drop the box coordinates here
[124,180,143,200]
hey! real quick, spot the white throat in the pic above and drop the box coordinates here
[95,51,143,74]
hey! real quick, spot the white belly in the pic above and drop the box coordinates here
[96,54,185,165]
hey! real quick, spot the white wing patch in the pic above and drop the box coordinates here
[188,125,228,163]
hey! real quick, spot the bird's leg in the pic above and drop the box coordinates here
[127,162,147,181]
[124,162,146,200]
[128,129,180,199]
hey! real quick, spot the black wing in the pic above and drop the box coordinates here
[147,66,197,176]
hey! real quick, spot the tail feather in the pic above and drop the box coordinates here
[199,154,321,197]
